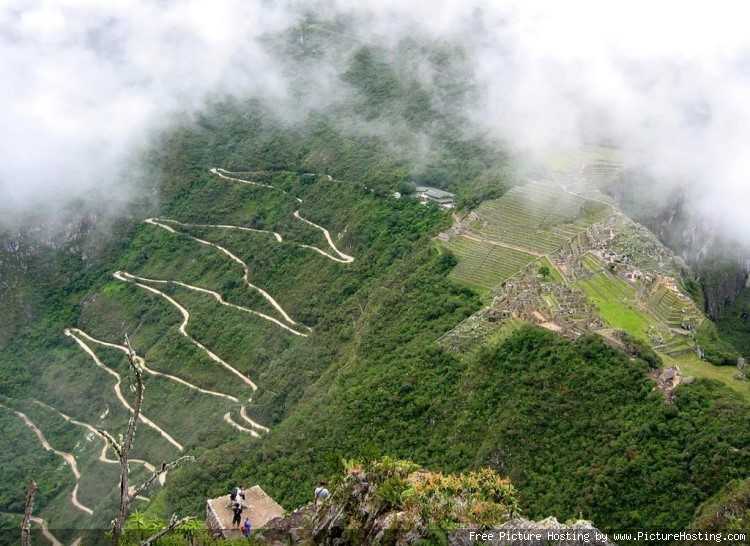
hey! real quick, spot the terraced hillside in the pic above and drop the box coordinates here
[576,258,655,339]
[439,149,750,406]
[440,236,537,291]
[440,181,608,291]
[574,253,697,354]
[540,145,624,194]
[470,181,596,254]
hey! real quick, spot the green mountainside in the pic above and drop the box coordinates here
[2,23,750,542]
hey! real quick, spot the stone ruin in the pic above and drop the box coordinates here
[650,366,694,402]
[439,260,604,352]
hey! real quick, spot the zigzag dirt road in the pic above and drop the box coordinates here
[64,329,184,451]
[0,403,93,516]
[31,400,163,484]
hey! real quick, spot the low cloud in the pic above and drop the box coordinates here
[3,0,750,248]
[0,0,293,226]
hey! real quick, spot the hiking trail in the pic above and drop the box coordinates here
[144,218,307,330]
[113,272,260,391]
[29,516,70,546]
[68,327,268,434]
[0,404,93,516]
[65,329,184,451]
[223,412,260,437]
[31,400,164,484]
[292,210,354,263]
[154,217,353,264]
[70,328,242,402]
[44,165,354,511]
[209,168,354,263]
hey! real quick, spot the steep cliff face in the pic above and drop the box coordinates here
[701,264,749,320]
[607,171,748,319]
[644,202,748,320]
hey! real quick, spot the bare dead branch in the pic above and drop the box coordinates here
[97,428,123,459]
[109,334,193,546]
[122,333,144,458]
[131,455,195,500]
[140,514,194,546]
[112,333,147,546]
[20,480,38,546]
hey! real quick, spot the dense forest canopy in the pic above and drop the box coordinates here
[2,14,750,544]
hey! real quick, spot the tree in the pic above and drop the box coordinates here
[538,265,551,279]
[398,180,417,195]
[100,335,194,546]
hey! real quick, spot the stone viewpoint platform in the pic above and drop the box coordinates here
[206,485,285,538]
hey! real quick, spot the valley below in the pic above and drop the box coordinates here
[3,21,750,544]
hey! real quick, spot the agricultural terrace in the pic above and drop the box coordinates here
[540,145,623,187]
[441,236,536,292]
[442,181,608,291]
[468,181,605,255]
[648,285,702,329]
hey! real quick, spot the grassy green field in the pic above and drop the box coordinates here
[576,254,698,350]
[538,256,565,283]
[665,354,750,404]
[577,267,655,340]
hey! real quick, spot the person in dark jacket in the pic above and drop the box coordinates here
[231,501,243,528]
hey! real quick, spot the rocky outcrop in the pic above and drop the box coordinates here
[692,478,750,531]
[258,458,521,545]
[450,517,614,546]
[254,459,612,546]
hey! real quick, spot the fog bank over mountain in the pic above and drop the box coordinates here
[0,0,293,227]
[3,0,749,246]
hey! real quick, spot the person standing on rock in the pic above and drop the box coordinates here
[231,501,244,529]
[314,481,330,506]
[242,517,252,538]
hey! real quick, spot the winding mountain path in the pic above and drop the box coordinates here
[292,210,354,263]
[154,217,353,263]
[70,328,241,403]
[145,218,306,330]
[64,330,267,437]
[112,273,272,432]
[211,168,279,190]
[117,268,306,339]
[114,271,260,391]
[0,404,93,516]
[157,218,283,242]
[31,400,163,483]
[208,168,354,264]
[240,405,270,433]
[64,328,184,451]
[223,412,259,437]
[29,517,64,546]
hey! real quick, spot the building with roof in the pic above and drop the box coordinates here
[415,186,456,209]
